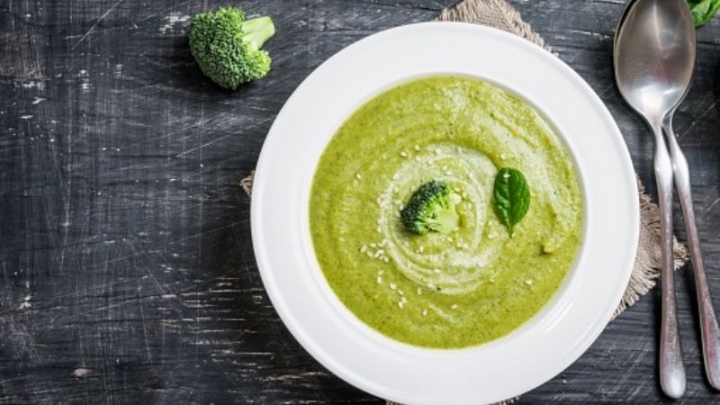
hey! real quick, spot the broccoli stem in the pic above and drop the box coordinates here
[241,16,276,51]
[427,208,459,234]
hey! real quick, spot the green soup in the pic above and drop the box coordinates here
[309,76,583,348]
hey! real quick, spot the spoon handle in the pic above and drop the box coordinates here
[663,118,720,390]
[653,123,686,399]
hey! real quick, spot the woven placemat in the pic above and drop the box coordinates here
[241,0,689,403]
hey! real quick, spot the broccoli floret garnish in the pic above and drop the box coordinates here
[189,7,275,90]
[401,181,460,235]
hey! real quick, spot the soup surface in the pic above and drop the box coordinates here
[309,76,583,348]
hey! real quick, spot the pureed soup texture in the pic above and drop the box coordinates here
[310,76,583,349]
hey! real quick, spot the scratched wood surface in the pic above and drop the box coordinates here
[2,0,720,403]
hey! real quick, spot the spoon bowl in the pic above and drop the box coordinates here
[615,0,695,123]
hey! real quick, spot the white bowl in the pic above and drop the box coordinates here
[251,22,639,405]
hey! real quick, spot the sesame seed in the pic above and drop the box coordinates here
[377,276,383,284]
[427,282,435,289]
[418,246,425,253]
[487,234,495,240]
[370,243,377,248]
[392,173,399,180]
[383,257,389,263]
[355,173,362,180]
[360,245,368,253]
[398,290,404,296]
[415,156,421,161]
[434,269,441,274]
[414,145,421,151]
[500,153,507,160]
[417,288,422,295]
[525,279,533,286]
[401,297,408,304]
[451,304,458,310]
[400,151,409,158]
[390,283,397,290]
[398,301,405,309]
[503,172,510,179]
[379,270,385,275]
[422,309,428,316]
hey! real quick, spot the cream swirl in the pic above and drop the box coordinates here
[375,144,502,295]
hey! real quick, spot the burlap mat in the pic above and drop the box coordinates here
[241,0,689,403]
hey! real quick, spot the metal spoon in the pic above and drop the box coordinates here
[662,45,720,394]
[613,0,692,398]
[615,0,720,394]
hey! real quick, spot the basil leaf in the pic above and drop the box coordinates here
[493,168,530,237]
[687,0,720,27]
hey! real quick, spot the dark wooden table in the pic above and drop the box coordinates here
[2,0,720,403]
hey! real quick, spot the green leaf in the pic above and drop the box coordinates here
[493,168,530,237]
[687,0,720,27]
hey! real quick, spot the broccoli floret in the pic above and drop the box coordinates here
[401,181,460,235]
[189,7,275,90]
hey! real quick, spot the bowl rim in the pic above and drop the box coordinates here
[251,21,639,405]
